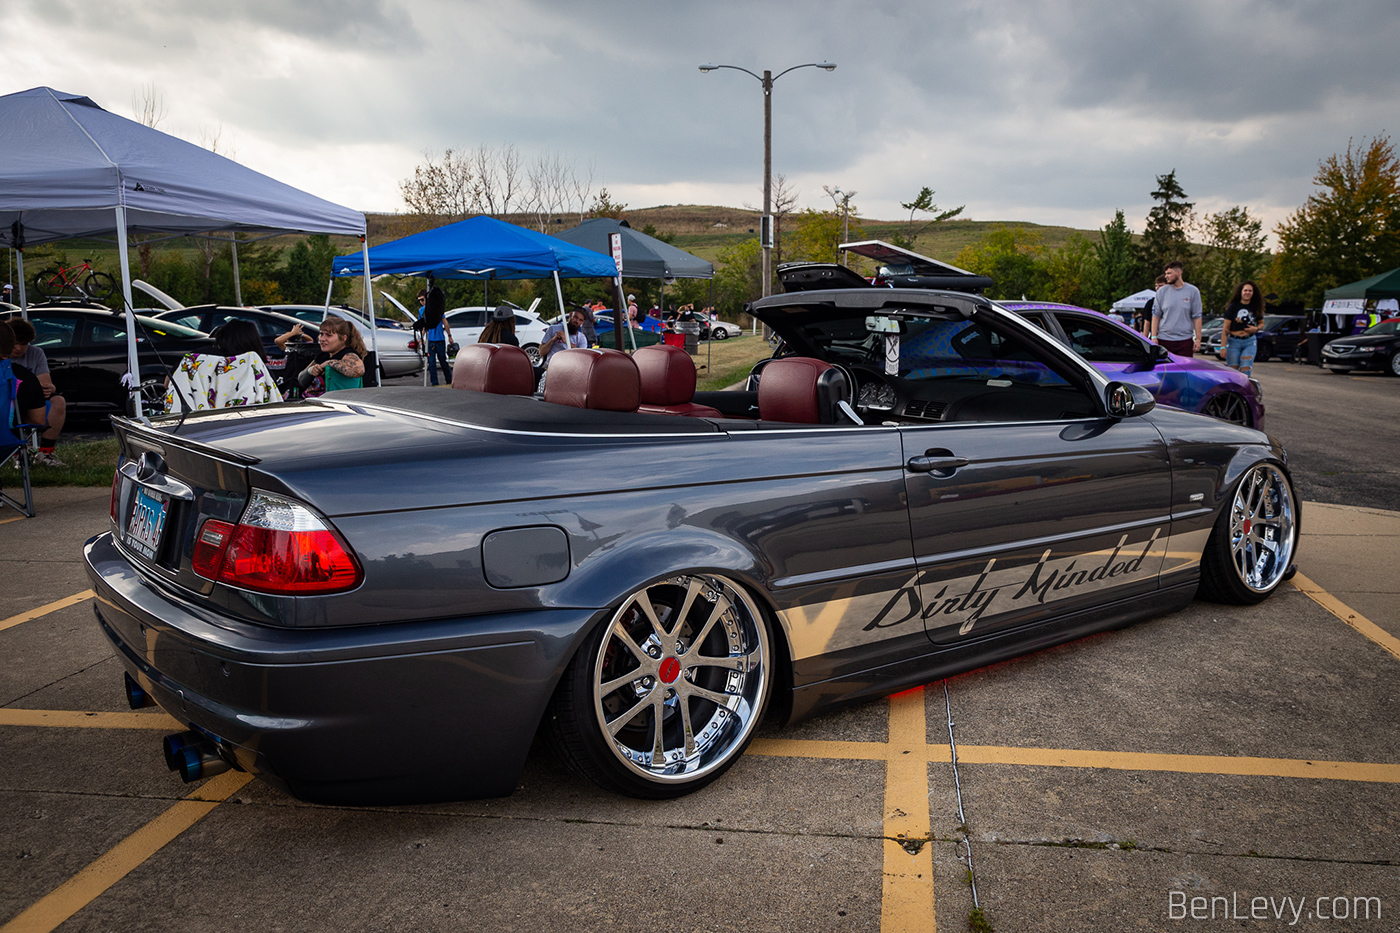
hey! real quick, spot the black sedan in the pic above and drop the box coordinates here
[1320,318,1400,375]
[85,287,1299,805]
[9,304,212,417]
[1202,314,1306,361]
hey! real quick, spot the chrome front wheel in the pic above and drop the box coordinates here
[1199,462,1297,603]
[550,573,771,797]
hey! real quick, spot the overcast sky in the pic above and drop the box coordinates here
[8,0,1399,243]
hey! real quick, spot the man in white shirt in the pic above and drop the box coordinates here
[1150,261,1203,356]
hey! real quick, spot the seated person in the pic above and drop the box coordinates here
[165,319,283,413]
[298,317,366,396]
[478,307,519,346]
[6,317,67,467]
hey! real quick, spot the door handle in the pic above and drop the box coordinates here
[906,455,969,474]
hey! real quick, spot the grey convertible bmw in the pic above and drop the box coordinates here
[86,287,1299,804]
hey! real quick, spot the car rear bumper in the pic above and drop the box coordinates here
[84,532,598,804]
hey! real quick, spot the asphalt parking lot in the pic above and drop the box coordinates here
[2,359,1397,932]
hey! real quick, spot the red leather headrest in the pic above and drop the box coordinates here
[451,343,536,396]
[758,357,835,423]
[543,348,640,412]
[633,344,697,406]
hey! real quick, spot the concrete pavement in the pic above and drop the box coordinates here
[1,490,1396,932]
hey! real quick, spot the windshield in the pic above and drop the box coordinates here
[1362,320,1399,336]
[1261,315,1293,329]
[135,317,206,338]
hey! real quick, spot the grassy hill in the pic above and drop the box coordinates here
[10,207,1105,298]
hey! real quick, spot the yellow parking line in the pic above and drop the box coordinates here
[0,709,183,731]
[0,770,252,933]
[0,513,29,525]
[751,735,1400,784]
[1291,571,1400,663]
[955,745,1400,783]
[0,590,94,634]
[881,689,936,933]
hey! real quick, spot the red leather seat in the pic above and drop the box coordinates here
[634,344,722,418]
[757,357,848,424]
[543,348,640,412]
[451,343,536,396]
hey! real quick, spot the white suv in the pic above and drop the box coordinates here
[445,301,549,365]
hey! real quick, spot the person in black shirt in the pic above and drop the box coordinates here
[1222,281,1263,374]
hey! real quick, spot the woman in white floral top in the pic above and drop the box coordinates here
[164,319,283,413]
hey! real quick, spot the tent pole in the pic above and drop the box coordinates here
[230,235,243,306]
[423,274,433,387]
[114,205,142,420]
[15,245,27,320]
[552,270,566,340]
[362,236,379,386]
[322,277,334,310]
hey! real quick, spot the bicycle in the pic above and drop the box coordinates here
[32,260,117,301]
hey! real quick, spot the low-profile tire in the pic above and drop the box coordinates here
[1388,350,1400,377]
[1201,391,1251,427]
[523,343,542,366]
[1198,462,1298,604]
[1255,344,1271,364]
[547,573,772,798]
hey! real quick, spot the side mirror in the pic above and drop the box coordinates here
[1149,344,1171,364]
[1105,381,1156,418]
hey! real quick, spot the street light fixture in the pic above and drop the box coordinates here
[699,61,837,298]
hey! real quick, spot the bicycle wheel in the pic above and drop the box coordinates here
[82,272,117,301]
[33,268,66,299]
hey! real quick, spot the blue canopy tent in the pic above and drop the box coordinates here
[333,216,623,376]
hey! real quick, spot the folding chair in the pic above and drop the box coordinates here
[1,361,37,518]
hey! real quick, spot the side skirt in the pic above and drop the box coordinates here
[785,580,1198,724]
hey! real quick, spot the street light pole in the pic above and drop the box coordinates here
[763,69,772,299]
[700,61,836,299]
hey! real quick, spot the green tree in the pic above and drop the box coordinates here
[587,188,627,219]
[890,186,964,251]
[1089,210,1135,308]
[787,209,851,264]
[1192,206,1270,313]
[953,226,1046,299]
[276,235,346,305]
[713,237,761,316]
[1273,136,1400,306]
[1136,170,1195,282]
[1042,234,1097,307]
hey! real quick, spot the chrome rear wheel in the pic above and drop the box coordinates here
[550,573,771,797]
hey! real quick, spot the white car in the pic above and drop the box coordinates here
[445,300,549,365]
[708,319,743,340]
[262,304,424,378]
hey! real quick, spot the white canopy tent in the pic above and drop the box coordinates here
[1112,288,1158,312]
[0,87,370,416]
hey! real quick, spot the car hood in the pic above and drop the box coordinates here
[1327,335,1396,349]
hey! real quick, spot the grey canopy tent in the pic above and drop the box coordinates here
[0,86,369,415]
[554,218,713,279]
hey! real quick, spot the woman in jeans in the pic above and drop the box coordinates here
[1223,281,1263,375]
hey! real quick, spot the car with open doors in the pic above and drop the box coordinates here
[86,286,1298,805]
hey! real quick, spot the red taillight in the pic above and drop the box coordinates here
[109,471,121,522]
[193,519,236,579]
[407,338,419,351]
[220,524,360,593]
[192,493,362,595]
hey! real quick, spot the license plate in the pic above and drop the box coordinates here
[124,483,170,561]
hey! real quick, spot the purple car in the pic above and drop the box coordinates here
[1000,302,1265,430]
